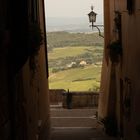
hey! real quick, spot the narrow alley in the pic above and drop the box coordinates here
[1,0,140,140]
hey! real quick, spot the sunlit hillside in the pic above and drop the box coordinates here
[47,31,104,91]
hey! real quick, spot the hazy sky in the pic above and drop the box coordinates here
[45,0,103,18]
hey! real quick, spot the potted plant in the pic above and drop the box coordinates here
[101,116,118,136]
[108,40,122,63]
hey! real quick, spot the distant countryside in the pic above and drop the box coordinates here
[47,31,104,91]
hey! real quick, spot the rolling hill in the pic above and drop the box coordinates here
[47,31,104,91]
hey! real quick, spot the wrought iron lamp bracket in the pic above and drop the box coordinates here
[90,24,104,38]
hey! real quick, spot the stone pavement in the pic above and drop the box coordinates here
[50,109,119,140]
[50,127,118,140]
[51,109,97,127]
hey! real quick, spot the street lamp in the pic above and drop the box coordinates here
[88,6,104,38]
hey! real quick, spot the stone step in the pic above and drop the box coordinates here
[51,117,98,127]
[50,127,118,140]
[50,109,97,117]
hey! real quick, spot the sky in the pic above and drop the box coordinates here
[45,0,103,18]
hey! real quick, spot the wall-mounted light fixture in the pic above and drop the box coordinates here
[88,6,104,38]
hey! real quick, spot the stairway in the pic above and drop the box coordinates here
[51,109,97,127]
[50,109,119,140]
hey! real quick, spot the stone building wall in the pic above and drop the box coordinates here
[99,0,140,139]
[0,0,50,140]
[0,30,11,140]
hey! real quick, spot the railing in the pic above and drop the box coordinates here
[49,89,65,105]
[62,91,99,108]
[49,89,99,109]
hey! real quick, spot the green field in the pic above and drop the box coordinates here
[49,64,102,91]
[48,46,103,60]
[48,46,103,69]
[49,46,89,59]
[47,32,104,91]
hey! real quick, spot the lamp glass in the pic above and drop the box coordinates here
[88,12,96,23]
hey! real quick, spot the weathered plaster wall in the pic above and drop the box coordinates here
[21,0,50,139]
[121,11,140,140]
[0,31,10,140]
[100,0,140,139]
[37,1,50,139]
[0,0,50,140]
